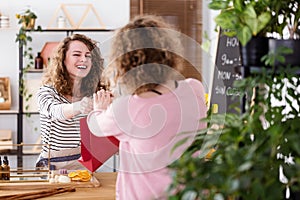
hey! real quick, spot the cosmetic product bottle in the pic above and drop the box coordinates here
[34,52,43,69]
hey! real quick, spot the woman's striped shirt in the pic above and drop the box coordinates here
[37,85,86,153]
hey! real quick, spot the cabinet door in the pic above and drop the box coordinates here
[130,0,202,81]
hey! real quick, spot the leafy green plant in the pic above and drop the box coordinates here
[15,8,42,115]
[267,0,300,39]
[168,63,300,199]
[208,0,271,46]
[208,0,300,45]
[15,9,41,47]
[262,46,293,67]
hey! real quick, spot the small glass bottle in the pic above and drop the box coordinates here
[48,165,56,182]
[2,156,10,180]
[34,52,43,69]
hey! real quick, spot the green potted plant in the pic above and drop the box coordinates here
[167,64,300,199]
[208,0,300,67]
[208,0,271,46]
[208,0,272,67]
[16,9,37,29]
[15,8,41,47]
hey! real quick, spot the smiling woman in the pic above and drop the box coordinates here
[64,40,92,81]
[35,34,105,170]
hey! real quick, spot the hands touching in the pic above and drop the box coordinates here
[72,96,93,116]
[93,89,113,111]
[70,90,112,118]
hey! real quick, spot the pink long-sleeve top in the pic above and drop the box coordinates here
[87,78,207,200]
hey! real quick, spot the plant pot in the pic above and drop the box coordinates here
[240,36,269,67]
[269,39,300,67]
[22,18,35,29]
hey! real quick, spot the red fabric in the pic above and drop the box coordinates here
[78,117,119,172]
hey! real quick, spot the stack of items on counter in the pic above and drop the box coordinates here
[48,168,92,183]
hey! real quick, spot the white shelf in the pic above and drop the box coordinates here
[0,27,18,31]
[26,68,45,73]
[0,110,18,114]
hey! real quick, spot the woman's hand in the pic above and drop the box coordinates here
[64,96,93,118]
[93,89,113,111]
[79,96,93,114]
[73,96,93,115]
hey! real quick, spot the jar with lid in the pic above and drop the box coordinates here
[57,16,66,28]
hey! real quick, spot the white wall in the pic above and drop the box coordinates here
[202,0,219,97]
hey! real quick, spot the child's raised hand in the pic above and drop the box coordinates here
[93,89,112,111]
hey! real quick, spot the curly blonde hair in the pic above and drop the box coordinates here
[106,15,184,95]
[42,34,104,97]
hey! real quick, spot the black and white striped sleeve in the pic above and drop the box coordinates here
[37,86,67,120]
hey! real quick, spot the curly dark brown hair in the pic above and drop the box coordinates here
[106,15,184,95]
[42,34,104,97]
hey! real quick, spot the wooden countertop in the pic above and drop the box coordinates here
[0,172,117,200]
[42,172,117,200]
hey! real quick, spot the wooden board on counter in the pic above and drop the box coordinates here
[0,172,116,200]
[0,175,100,190]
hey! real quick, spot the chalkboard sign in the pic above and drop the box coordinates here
[209,30,242,114]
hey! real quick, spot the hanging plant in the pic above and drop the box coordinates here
[15,9,41,47]
[15,8,42,116]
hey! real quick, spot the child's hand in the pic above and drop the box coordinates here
[93,89,112,110]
